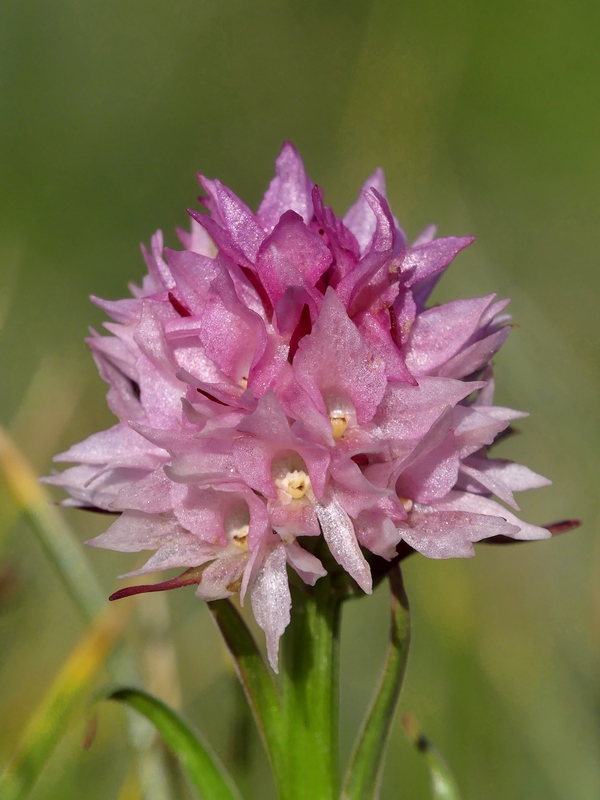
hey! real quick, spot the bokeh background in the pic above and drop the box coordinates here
[1,0,599,798]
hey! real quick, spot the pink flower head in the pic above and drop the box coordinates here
[46,143,553,670]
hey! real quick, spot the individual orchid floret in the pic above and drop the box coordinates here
[46,142,555,669]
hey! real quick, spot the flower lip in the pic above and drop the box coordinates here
[225,505,251,550]
[271,451,313,503]
[324,393,356,441]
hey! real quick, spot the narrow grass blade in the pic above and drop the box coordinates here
[0,602,134,800]
[0,424,104,620]
[104,687,242,800]
[209,600,284,780]
[0,426,177,800]
[342,565,410,800]
[402,714,462,800]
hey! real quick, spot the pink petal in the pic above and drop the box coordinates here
[355,511,401,559]
[285,540,327,585]
[438,328,510,379]
[87,510,183,552]
[293,288,387,424]
[398,507,519,559]
[404,295,497,375]
[397,431,460,504]
[256,210,331,305]
[120,537,220,577]
[199,178,265,262]
[434,491,551,541]
[315,494,372,593]
[54,424,166,469]
[401,236,475,288]
[371,377,484,450]
[257,142,314,231]
[195,551,249,601]
[250,543,291,672]
[343,169,387,254]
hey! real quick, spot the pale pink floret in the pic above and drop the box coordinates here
[46,143,552,669]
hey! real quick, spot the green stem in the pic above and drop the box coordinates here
[342,565,410,800]
[281,576,342,800]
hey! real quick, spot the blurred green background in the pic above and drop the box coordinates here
[1,0,599,797]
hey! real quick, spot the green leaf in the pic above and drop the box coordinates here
[209,600,284,783]
[402,714,462,800]
[104,686,242,800]
[342,565,410,800]
[0,424,176,800]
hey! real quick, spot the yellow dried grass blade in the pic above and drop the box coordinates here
[0,426,178,800]
[0,424,104,619]
[0,601,134,800]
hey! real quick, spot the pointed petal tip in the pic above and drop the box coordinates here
[109,567,205,600]
[545,519,581,535]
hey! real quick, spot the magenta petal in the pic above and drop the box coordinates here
[112,470,173,513]
[357,313,416,384]
[294,287,387,424]
[250,543,291,672]
[200,273,267,383]
[90,351,143,422]
[343,169,387,255]
[202,179,265,261]
[364,190,395,253]
[43,464,150,511]
[401,236,475,288]
[91,295,142,324]
[140,230,175,291]
[256,210,331,304]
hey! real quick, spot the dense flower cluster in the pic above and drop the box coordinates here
[47,143,550,668]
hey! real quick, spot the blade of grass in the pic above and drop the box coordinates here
[342,565,410,800]
[209,600,284,784]
[0,424,104,619]
[0,602,134,800]
[402,714,462,800]
[104,687,243,800]
[0,425,177,800]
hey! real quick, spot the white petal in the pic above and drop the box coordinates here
[251,543,291,672]
[315,495,372,594]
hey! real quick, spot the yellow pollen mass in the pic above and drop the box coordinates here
[240,376,248,390]
[330,414,348,440]
[275,469,311,500]
[226,520,250,550]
